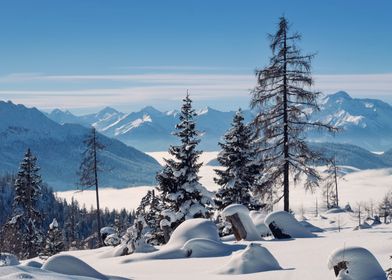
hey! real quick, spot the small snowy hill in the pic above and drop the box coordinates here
[0,101,161,191]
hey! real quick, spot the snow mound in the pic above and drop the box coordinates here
[165,218,220,249]
[353,222,372,230]
[218,243,282,274]
[221,204,262,241]
[23,260,43,268]
[0,253,19,266]
[325,207,347,214]
[249,210,271,236]
[264,211,315,239]
[42,254,109,279]
[182,238,245,258]
[121,219,245,263]
[327,246,386,280]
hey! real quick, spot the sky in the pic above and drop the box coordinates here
[0,0,391,114]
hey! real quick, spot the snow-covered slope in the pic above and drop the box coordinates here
[0,101,161,191]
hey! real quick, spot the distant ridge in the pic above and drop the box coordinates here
[0,101,161,191]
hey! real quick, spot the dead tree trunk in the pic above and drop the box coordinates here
[225,213,247,241]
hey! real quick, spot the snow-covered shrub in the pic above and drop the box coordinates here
[327,246,386,280]
[42,218,64,258]
[100,227,121,246]
[218,243,281,274]
[116,219,157,256]
[104,233,121,247]
[0,253,19,266]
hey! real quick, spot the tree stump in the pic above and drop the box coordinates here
[225,213,247,241]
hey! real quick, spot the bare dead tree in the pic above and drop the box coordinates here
[78,127,105,247]
[250,16,335,212]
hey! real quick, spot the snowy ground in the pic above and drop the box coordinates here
[57,151,392,214]
[15,151,389,280]
[1,211,391,279]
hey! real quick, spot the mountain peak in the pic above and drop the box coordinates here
[328,91,352,100]
[140,106,161,115]
[98,106,120,115]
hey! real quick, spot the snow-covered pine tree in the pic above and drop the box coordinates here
[78,127,105,247]
[1,148,44,259]
[214,109,262,210]
[156,93,213,238]
[250,17,335,212]
[43,218,64,257]
[135,190,164,245]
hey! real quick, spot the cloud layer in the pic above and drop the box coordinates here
[0,71,391,111]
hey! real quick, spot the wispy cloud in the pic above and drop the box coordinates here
[0,72,391,111]
[116,65,249,71]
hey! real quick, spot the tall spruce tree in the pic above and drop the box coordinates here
[2,148,43,259]
[250,17,334,212]
[214,109,262,210]
[78,127,105,246]
[155,93,213,238]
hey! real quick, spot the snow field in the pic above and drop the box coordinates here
[1,210,391,279]
[57,152,392,215]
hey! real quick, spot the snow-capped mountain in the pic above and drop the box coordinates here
[0,101,161,191]
[309,91,392,151]
[47,91,392,152]
[48,106,254,151]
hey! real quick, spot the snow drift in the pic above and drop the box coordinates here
[165,218,220,249]
[218,243,281,274]
[121,218,245,262]
[42,254,109,279]
[264,211,315,239]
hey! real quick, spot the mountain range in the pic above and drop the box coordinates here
[48,105,254,151]
[48,91,392,152]
[0,101,161,191]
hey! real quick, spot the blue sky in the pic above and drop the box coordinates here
[0,0,391,113]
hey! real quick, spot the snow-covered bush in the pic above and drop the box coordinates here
[100,227,121,246]
[0,253,19,267]
[327,246,386,280]
[42,218,64,258]
[104,233,121,247]
[114,216,157,256]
